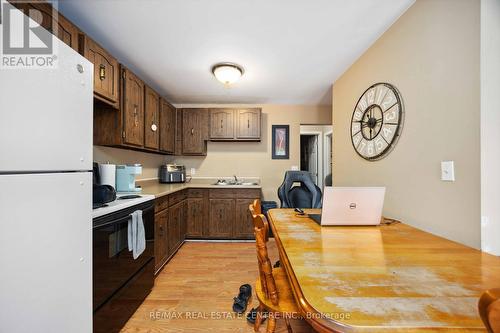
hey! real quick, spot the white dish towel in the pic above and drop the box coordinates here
[127,210,146,259]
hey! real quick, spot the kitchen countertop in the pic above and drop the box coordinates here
[92,194,156,219]
[138,178,262,198]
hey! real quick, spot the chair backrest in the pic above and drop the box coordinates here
[249,199,268,242]
[252,212,279,306]
[277,170,322,208]
[249,199,262,215]
[479,288,500,332]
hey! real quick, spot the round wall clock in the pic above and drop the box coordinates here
[350,82,404,161]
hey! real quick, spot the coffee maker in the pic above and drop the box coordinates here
[116,164,142,193]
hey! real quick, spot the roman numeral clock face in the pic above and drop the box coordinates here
[350,83,404,160]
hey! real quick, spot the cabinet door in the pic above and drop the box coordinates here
[236,109,261,139]
[210,109,234,139]
[122,68,145,147]
[168,203,182,255]
[144,86,160,150]
[13,2,79,51]
[159,99,176,154]
[234,199,256,239]
[181,200,188,242]
[79,35,119,106]
[187,198,204,238]
[154,210,169,272]
[182,109,207,155]
[174,109,183,155]
[209,199,234,238]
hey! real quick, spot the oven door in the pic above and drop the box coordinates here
[93,202,154,311]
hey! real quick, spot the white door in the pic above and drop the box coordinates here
[0,6,93,172]
[0,172,92,333]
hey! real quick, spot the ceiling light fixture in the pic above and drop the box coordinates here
[211,62,244,85]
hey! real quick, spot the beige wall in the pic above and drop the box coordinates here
[93,146,167,180]
[94,104,332,202]
[170,104,331,202]
[332,0,481,248]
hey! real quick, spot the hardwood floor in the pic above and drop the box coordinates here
[121,241,314,333]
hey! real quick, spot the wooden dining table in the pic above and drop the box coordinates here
[267,209,500,332]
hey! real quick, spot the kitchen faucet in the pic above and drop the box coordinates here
[233,175,238,183]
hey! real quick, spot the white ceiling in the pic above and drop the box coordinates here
[59,0,414,106]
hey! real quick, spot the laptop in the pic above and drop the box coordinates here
[309,187,385,226]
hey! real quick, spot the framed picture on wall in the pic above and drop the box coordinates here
[272,125,289,159]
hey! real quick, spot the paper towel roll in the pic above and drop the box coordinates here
[99,163,116,188]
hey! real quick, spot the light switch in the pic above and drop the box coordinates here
[190,167,196,175]
[291,166,299,171]
[441,161,455,181]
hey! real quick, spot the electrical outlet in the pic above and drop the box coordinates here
[291,166,299,171]
[190,167,196,175]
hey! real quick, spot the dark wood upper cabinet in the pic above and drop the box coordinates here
[207,108,261,141]
[79,35,119,107]
[144,86,160,150]
[236,109,261,140]
[159,99,176,154]
[122,67,145,147]
[174,109,183,156]
[11,1,79,51]
[208,199,234,238]
[182,109,208,155]
[209,109,234,140]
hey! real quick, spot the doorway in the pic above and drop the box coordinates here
[300,134,319,184]
[300,125,333,189]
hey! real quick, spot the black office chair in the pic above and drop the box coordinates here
[277,171,322,208]
[324,173,332,187]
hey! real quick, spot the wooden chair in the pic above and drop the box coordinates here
[249,204,299,333]
[250,199,269,242]
[250,198,262,215]
[479,288,500,332]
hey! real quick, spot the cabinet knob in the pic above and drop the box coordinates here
[221,119,223,129]
[99,64,106,81]
[247,119,250,128]
[191,128,194,135]
[151,124,157,132]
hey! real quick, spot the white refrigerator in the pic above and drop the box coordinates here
[0,5,93,332]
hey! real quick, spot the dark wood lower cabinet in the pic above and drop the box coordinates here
[208,199,235,238]
[187,197,205,238]
[234,199,256,238]
[181,200,188,242]
[154,209,168,272]
[154,189,186,274]
[207,188,260,239]
[154,188,260,273]
[168,202,182,255]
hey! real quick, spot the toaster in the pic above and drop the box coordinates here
[159,164,186,183]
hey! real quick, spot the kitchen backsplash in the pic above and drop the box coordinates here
[93,146,167,180]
